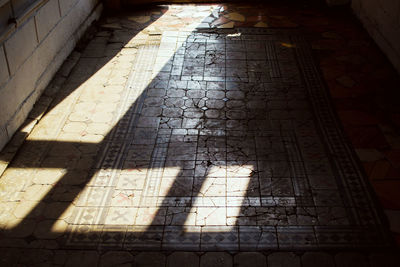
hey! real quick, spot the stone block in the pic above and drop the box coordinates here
[33,40,75,100]
[0,53,37,129]
[33,0,100,88]
[351,0,361,13]
[10,0,35,17]
[0,125,7,150]
[59,0,79,17]
[352,0,400,74]
[376,1,400,54]
[32,18,74,84]
[5,106,26,140]
[0,45,9,87]
[380,0,400,25]
[35,0,61,42]
[0,0,101,151]
[4,18,38,75]
[0,11,73,145]
[0,2,13,37]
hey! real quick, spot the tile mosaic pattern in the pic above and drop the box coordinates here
[60,28,391,250]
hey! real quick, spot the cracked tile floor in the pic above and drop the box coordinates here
[1,1,400,266]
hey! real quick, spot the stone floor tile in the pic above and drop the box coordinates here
[0,248,22,266]
[33,219,68,239]
[99,225,127,249]
[3,218,37,238]
[268,252,301,267]
[346,126,389,149]
[64,251,99,267]
[124,226,163,249]
[334,252,369,267]
[201,226,239,251]
[53,250,68,266]
[218,22,235,29]
[254,22,268,28]
[196,207,226,226]
[134,252,166,267]
[301,252,335,267]
[277,226,317,248]
[200,252,233,267]
[43,202,74,220]
[63,122,87,134]
[135,207,166,226]
[384,209,400,233]
[167,251,200,267]
[233,252,267,267]
[372,180,400,209]
[238,226,278,250]
[356,149,385,162]
[66,224,102,247]
[369,252,400,267]
[0,0,399,260]
[22,184,53,201]
[99,251,134,267]
[163,226,201,250]
[17,249,54,266]
[13,201,45,219]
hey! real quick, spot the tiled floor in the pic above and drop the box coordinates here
[1,1,400,266]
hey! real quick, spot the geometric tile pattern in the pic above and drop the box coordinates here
[54,29,392,249]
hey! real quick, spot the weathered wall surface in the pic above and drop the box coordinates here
[0,0,102,150]
[352,0,400,74]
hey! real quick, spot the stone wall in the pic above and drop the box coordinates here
[352,0,400,74]
[0,0,102,150]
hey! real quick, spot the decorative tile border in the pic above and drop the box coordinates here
[63,29,391,250]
